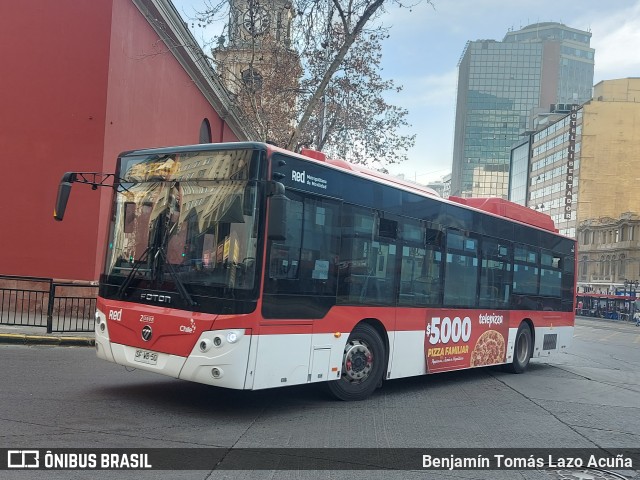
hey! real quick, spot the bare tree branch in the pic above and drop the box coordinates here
[192,0,427,169]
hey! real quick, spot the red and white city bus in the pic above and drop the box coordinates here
[54,142,576,400]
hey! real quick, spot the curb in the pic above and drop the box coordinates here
[0,333,95,347]
[576,315,638,327]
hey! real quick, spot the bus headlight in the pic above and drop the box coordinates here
[227,331,239,344]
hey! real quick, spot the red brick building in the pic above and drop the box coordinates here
[0,0,253,281]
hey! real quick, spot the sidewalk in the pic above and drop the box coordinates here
[0,323,94,347]
[576,314,639,327]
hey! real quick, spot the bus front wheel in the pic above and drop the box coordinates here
[327,323,386,401]
[506,322,532,373]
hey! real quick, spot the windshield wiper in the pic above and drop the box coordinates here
[115,245,196,307]
[152,245,196,307]
[116,247,151,300]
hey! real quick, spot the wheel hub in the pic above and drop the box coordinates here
[343,340,373,382]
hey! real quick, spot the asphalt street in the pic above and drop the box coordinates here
[0,316,638,480]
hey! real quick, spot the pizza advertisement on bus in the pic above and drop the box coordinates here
[425,311,509,373]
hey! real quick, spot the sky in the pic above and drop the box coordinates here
[172,0,640,184]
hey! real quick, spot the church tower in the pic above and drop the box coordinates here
[214,0,296,95]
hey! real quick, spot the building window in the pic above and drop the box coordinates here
[610,255,616,279]
[579,255,587,279]
[199,119,212,144]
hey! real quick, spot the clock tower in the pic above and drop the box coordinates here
[214,0,296,95]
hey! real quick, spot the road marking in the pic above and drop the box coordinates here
[601,331,619,341]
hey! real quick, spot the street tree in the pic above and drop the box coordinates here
[300,27,415,169]
[193,0,425,169]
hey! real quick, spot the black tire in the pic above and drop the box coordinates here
[326,323,386,401]
[505,322,532,373]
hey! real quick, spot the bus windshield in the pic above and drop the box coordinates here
[101,148,263,312]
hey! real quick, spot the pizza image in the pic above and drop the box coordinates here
[470,330,506,367]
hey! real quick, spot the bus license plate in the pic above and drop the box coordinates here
[134,349,158,365]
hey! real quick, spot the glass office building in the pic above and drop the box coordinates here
[450,23,594,198]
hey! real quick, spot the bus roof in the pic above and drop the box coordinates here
[448,196,558,233]
[119,142,560,235]
[296,148,441,199]
[292,147,560,234]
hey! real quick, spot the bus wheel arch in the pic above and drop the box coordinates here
[360,318,390,375]
[327,319,388,401]
[522,318,535,350]
[506,320,533,374]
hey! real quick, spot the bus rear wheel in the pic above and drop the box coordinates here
[327,323,385,401]
[506,322,532,373]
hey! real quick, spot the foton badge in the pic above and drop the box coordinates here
[141,325,153,342]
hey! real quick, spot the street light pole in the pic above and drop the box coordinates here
[625,279,639,324]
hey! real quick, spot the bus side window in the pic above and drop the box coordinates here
[265,194,340,296]
[337,237,368,303]
[479,238,512,309]
[540,250,562,297]
[443,230,478,308]
[337,206,389,305]
[266,196,303,287]
[299,198,340,295]
[424,227,444,305]
[398,220,440,307]
[538,250,569,311]
[511,245,540,310]
[513,245,539,296]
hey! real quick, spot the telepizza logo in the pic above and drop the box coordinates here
[479,313,503,327]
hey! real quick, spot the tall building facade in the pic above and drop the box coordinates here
[507,78,640,290]
[451,22,594,198]
[527,104,582,236]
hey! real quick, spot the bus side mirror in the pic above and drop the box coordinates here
[53,172,77,221]
[267,181,288,241]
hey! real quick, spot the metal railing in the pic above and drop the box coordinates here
[0,275,97,333]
